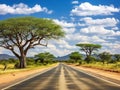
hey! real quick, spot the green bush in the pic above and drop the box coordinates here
[85,56,96,63]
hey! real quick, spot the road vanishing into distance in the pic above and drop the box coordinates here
[2,63,120,90]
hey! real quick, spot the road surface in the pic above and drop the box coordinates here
[2,63,120,90]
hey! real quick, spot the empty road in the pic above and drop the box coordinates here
[2,63,120,90]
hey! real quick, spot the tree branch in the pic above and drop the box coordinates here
[11,49,20,59]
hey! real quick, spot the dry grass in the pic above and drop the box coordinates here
[0,63,58,75]
[81,62,120,73]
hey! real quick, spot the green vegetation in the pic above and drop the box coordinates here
[0,16,119,73]
[76,43,101,63]
[0,17,65,68]
[65,43,120,72]
[69,52,82,64]
[99,51,112,64]
[81,62,120,72]
[0,63,57,75]
[0,52,58,74]
[35,52,56,65]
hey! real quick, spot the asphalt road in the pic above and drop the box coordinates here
[2,63,120,90]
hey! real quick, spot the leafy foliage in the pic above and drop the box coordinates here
[69,52,82,62]
[35,52,55,64]
[114,54,120,62]
[99,52,112,64]
[76,43,101,57]
[0,17,65,68]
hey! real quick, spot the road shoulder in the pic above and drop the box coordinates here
[67,64,120,84]
[0,64,58,89]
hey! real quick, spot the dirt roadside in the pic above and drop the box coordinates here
[0,63,120,89]
[67,64,120,83]
[0,65,57,89]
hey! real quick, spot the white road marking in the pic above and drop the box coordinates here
[1,66,57,90]
[65,67,90,90]
[59,66,68,90]
[67,65,120,87]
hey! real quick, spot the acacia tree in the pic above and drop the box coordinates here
[0,17,65,68]
[69,52,82,63]
[99,52,111,64]
[35,52,55,64]
[76,43,101,63]
[114,54,120,62]
[76,43,101,57]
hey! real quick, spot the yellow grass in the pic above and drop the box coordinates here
[0,63,58,75]
[81,62,120,72]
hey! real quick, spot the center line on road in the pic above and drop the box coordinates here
[59,66,68,90]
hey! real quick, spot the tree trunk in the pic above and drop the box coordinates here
[19,48,27,68]
[19,56,26,68]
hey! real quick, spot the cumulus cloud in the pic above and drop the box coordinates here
[80,17,119,27]
[80,26,120,36]
[66,33,106,43]
[101,42,120,54]
[63,27,76,34]
[27,41,74,57]
[53,19,76,28]
[71,2,119,16]
[53,19,76,34]
[0,3,52,15]
[72,1,79,4]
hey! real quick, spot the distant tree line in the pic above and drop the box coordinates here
[66,43,120,65]
[0,52,57,70]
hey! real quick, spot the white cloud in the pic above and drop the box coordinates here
[80,26,120,36]
[63,27,76,34]
[47,43,73,56]
[57,39,77,49]
[71,2,119,16]
[53,19,76,28]
[72,1,79,4]
[0,47,4,54]
[26,39,77,57]
[65,32,106,43]
[112,27,119,30]
[101,42,120,54]
[0,3,52,15]
[53,19,76,34]
[80,17,119,27]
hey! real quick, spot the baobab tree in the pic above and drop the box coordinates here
[0,17,65,68]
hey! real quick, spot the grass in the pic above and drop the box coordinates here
[80,62,120,72]
[0,63,58,75]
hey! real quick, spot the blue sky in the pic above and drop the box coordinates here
[0,0,120,56]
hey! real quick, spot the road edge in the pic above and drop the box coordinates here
[1,65,58,90]
[66,64,120,87]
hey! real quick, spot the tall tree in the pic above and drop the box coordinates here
[0,17,65,68]
[99,52,111,64]
[76,43,101,57]
[76,43,101,63]
[114,54,120,63]
[69,52,82,63]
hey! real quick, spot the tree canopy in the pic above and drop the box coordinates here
[35,52,55,64]
[0,17,65,68]
[99,52,111,64]
[76,43,102,57]
[69,52,82,62]
[114,54,120,62]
